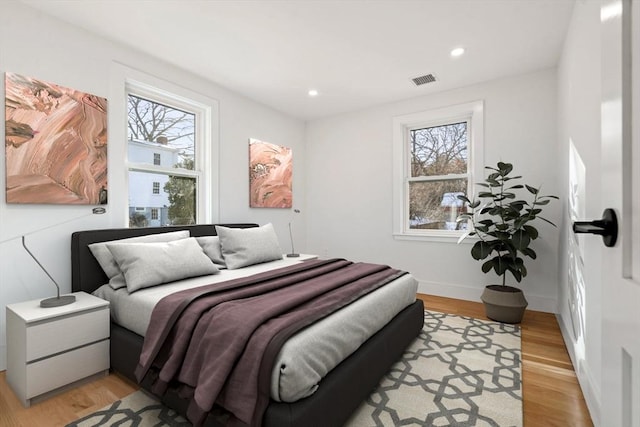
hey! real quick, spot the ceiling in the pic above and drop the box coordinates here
[20,0,576,121]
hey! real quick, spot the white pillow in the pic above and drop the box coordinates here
[106,237,219,293]
[215,223,282,270]
[195,236,226,268]
[89,230,190,288]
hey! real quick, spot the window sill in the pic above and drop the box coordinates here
[392,231,477,244]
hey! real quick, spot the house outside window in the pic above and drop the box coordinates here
[393,101,484,241]
[126,80,215,228]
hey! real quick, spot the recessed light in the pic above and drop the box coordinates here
[450,47,465,57]
[308,89,319,97]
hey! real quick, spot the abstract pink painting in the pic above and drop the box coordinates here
[5,72,107,204]
[249,138,292,208]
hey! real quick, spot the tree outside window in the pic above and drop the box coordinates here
[409,121,469,230]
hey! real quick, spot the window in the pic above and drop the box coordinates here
[393,101,484,240]
[126,80,215,228]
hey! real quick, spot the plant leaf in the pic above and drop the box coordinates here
[457,231,471,244]
[497,162,513,175]
[494,256,508,275]
[510,269,523,283]
[471,241,492,260]
[512,229,531,250]
[482,260,494,273]
[523,225,538,239]
[525,184,539,194]
[521,247,537,259]
[538,216,557,227]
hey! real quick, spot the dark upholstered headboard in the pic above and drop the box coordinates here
[71,223,258,294]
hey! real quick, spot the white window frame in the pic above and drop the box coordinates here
[152,181,160,194]
[125,78,218,225]
[153,152,161,165]
[392,100,484,242]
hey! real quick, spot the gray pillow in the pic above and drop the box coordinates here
[106,237,219,293]
[195,236,226,268]
[215,223,282,269]
[89,230,190,288]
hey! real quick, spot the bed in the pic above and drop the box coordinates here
[71,223,424,427]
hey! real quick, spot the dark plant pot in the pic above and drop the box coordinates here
[481,285,528,324]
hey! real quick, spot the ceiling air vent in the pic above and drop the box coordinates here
[411,73,436,86]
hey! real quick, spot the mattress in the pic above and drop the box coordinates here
[94,257,418,402]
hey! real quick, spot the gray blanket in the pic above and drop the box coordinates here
[136,258,406,427]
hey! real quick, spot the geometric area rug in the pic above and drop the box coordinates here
[345,310,522,427]
[66,310,521,427]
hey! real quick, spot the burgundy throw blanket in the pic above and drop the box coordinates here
[135,258,406,427]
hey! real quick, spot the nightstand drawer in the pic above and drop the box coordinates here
[26,340,109,398]
[26,308,109,361]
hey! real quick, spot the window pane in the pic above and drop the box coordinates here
[410,122,467,177]
[409,179,468,230]
[128,171,196,227]
[127,94,195,170]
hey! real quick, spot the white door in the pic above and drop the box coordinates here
[600,0,640,426]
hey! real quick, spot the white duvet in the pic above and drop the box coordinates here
[93,257,418,402]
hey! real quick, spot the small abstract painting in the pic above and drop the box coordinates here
[5,72,108,204]
[249,138,292,208]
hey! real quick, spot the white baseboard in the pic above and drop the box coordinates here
[556,313,601,427]
[417,280,557,313]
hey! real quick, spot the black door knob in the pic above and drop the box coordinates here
[572,208,618,247]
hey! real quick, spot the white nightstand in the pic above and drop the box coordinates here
[5,291,110,407]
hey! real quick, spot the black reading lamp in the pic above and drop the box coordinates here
[286,209,301,258]
[18,206,106,308]
[22,235,76,308]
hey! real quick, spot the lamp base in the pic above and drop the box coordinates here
[286,253,300,258]
[40,295,76,308]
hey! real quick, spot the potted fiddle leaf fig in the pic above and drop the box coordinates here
[457,161,558,323]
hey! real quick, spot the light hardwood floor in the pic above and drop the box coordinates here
[0,294,593,426]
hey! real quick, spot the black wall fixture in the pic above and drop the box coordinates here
[572,208,618,247]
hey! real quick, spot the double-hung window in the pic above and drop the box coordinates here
[393,101,484,240]
[126,80,214,227]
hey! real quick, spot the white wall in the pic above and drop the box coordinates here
[556,1,602,424]
[305,69,561,311]
[0,2,306,371]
